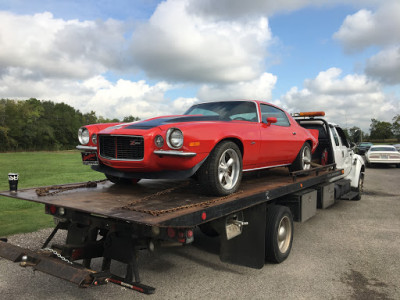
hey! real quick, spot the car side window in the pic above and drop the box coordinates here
[260,104,290,127]
[330,127,340,146]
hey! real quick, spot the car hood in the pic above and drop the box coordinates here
[122,115,224,130]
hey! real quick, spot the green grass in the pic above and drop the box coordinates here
[0,151,105,236]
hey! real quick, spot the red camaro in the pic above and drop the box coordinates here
[77,100,318,195]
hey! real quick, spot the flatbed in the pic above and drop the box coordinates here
[1,165,354,294]
[1,167,341,227]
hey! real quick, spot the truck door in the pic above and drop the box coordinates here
[330,126,352,176]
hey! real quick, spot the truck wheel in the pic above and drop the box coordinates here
[105,174,141,185]
[198,141,243,196]
[352,172,364,201]
[265,205,293,263]
[289,142,312,172]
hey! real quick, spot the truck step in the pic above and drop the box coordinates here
[341,191,359,200]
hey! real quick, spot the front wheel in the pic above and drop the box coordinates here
[198,141,243,196]
[352,172,364,200]
[265,205,294,263]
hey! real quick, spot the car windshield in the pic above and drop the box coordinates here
[184,101,258,122]
[359,143,372,146]
[370,147,396,152]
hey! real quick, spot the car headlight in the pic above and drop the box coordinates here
[166,128,183,149]
[78,127,90,145]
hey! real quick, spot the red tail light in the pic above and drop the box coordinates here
[46,204,57,215]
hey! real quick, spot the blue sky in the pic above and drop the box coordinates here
[0,0,399,131]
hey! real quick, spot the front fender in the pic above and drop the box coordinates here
[346,154,365,188]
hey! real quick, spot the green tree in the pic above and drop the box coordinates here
[393,114,400,140]
[369,118,393,140]
[348,126,363,143]
[122,115,140,122]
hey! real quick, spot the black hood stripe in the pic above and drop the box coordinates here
[125,115,224,130]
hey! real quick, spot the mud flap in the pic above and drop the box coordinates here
[219,203,266,269]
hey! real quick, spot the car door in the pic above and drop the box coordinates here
[330,126,352,176]
[258,104,302,166]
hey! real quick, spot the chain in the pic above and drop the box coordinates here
[36,180,106,197]
[123,184,243,216]
[123,181,191,210]
[39,248,73,265]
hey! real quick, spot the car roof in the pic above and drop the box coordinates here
[370,145,395,149]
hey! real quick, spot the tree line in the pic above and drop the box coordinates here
[345,115,400,143]
[0,98,139,152]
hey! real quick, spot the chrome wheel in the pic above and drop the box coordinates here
[218,148,241,190]
[277,215,292,253]
[301,144,312,170]
[266,205,294,263]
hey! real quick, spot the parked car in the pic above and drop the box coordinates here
[356,142,373,155]
[365,145,400,167]
[77,100,319,195]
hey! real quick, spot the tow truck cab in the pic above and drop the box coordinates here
[294,112,365,198]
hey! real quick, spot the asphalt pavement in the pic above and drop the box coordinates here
[0,166,399,299]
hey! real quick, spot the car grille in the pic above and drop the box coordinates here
[99,135,144,160]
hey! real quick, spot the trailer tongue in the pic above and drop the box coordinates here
[0,165,345,294]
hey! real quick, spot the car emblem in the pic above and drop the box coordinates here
[130,140,141,146]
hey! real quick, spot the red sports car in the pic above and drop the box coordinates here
[77,100,318,195]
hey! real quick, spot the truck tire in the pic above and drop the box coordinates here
[352,172,364,201]
[289,142,312,172]
[198,141,243,196]
[265,205,293,263]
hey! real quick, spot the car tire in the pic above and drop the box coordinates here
[289,142,312,172]
[105,174,141,185]
[198,141,243,196]
[352,171,364,201]
[265,205,293,263]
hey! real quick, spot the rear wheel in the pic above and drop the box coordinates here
[289,142,312,172]
[265,205,293,263]
[198,141,243,196]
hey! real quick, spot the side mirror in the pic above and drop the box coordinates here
[266,117,277,126]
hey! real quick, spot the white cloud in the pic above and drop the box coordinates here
[0,11,130,80]
[130,0,272,83]
[197,72,277,101]
[188,0,382,19]
[0,70,184,120]
[365,46,400,85]
[279,68,397,130]
[333,2,400,53]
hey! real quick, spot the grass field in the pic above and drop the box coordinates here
[0,151,105,236]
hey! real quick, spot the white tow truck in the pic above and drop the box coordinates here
[0,111,365,294]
